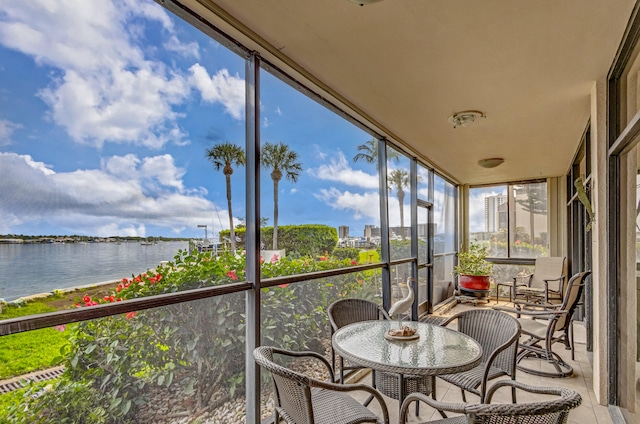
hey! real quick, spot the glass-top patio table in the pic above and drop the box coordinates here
[332,320,483,411]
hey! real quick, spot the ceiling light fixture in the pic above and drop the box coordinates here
[349,0,384,5]
[478,158,505,168]
[448,110,486,128]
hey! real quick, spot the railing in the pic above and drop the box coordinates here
[0,262,386,423]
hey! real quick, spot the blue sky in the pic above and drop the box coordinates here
[0,0,418,240]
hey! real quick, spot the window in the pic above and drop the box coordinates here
[258,70,381,269]
[387,146,412,261]
[432,174,457,305]
[469,181,549,259]
[0,0,248,301]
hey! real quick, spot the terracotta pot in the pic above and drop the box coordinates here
[458,274,491,291]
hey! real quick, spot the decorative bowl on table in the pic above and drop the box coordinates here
[384,325,419,341]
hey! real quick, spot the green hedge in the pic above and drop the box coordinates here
[222,224,338,257]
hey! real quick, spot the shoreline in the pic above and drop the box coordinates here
[3,261,172,305]
[2,279,124,307]
[0,240,184,304]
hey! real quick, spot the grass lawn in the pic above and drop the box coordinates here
[0,301,58,319]
[0,298,70,379]
[0,297,80,380]
[0,328,69,379]
[358,249,380,263]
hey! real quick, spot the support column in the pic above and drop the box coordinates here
[590,78,608,405]
[245,52,261,424]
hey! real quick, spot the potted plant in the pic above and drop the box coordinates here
[454,242,493,292]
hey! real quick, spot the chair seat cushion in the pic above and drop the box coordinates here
[438,365,506,394]
[309,388,383,424]
[518,317,563,340]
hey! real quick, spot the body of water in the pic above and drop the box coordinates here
[0,241,188,301]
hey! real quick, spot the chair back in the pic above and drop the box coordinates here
[327,298,389,333]
[447,309,520,376]
[552,271,590,333]
[254,346,315,424]
[530,256,566,290]
[399,380,581,424]
[471,380,582,423]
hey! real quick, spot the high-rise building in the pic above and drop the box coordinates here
[338,225,349,239]
[364,225,380,238]
[485,194,507,232]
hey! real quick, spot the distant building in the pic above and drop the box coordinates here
[484,194,507,232]
[364,225,381,239]
[482,188,548,242]
[338,225,349,239]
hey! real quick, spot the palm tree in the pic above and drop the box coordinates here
[261,142,302,250]
[388,169,409,240]
[353,138,378,164]
[353,138,400,165]
[206,142,246,252]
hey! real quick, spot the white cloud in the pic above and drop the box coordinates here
[275,107,282,116]
[100,153,186,193]
[22,154,56,176]
[39,67,189,148]
[120,0,175,31]
[312,144,327,160]
[308,151,378,188]
[290,188,298,194]
[0,152,227,237]
[0,118,21,146]
[164,34,200,59]
[139,155,186,192]
[102,153,140,175]
[416,167,429,199]
[94,222,147,238]
[0,0,193,148]
[189,64,245,120]
[315,187,380,221]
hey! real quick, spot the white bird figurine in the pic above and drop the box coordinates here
[389,277,415,323]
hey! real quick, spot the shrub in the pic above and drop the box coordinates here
[224,224,338,256]
[5,379,109,424]
[332,247,360,261]
[6,250,376,422]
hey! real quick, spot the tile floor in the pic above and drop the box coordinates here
[347,300,637,424]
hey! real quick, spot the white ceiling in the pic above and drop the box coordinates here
[182,0,636,184]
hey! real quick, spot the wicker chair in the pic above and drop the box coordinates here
[328,298,434,415]
[328,298,391,383]
[498,271,590,378]
[399,380,582,424]
[437,309,521,403]
[253,346,389,424]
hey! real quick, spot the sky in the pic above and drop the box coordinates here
[0,0,466,241]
